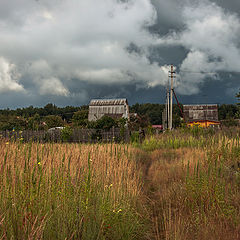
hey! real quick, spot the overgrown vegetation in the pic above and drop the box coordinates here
[0,141,145,239]
[1,127,240,239]
[139,127,240,239]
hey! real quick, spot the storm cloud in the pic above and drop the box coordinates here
[0,0,239,108]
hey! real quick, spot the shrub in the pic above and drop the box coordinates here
[60,126,73,142]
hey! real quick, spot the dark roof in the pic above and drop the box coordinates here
[89,98,128,106]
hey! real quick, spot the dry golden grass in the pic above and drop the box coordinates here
[0,141,141,199]
[141,133,240,240]
[0,140,145,239]
[1,128,240,239]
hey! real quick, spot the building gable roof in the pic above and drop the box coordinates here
[89,98,128,106]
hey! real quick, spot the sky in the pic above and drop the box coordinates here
[0,0,240,108]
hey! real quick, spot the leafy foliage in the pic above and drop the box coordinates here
[60,126,73,141]
[95,115,117,130]
[44,115,64,129]
[0,115,27,131]
[236,91,240,104]
[130,103,164,125]
[128,114,150,131]
[130,103,182,127]
[0,103,87,122]
[236,91,240,118]
[72,110,88,127]
[218,104,239,120]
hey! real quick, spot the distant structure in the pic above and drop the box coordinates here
[88,99,129,121]
[183,104,220,128]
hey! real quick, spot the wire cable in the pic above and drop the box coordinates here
[179,70,240,74]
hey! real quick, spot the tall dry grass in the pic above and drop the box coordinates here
[141,129,240,240]
[1,127,240,240]
[0,141,145,239]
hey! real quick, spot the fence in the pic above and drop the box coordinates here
[0,128,130,143]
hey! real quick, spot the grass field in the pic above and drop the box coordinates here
[139,128,240,239]
[0,127,240,239]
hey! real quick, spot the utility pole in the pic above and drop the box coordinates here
[169,65,175,130]
[164,65,175,131]
[167,76,170,129]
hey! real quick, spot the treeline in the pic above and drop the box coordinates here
[0,104,86,131]
[0,103,239,131]
[130,103,182,125]
[130,103,240,123]
[0,103,88,121]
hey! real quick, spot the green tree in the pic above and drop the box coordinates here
[72,110,88,127]
[218,104,239,120]
[236,91,240,119]
[0,115,27,131]
[128,114,150,131]
[130,103,164,125]
[28,113,41,130]
[236,91,240,104]
[44,115,64,129]
[95,115,117,130]
[44,103,58,116]
[61,126,73,141]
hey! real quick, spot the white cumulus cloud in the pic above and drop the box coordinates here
[159,0,240,95]
[0,0,239,102]
[0,57,24,93]
[39,77,69,96]
[0,0,167,98]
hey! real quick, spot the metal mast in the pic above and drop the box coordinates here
[167,76,170,129]
[169,65,175,130]
[169,65,173,130]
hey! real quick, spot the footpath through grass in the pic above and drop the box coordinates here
[137,127,240,240]
[1,127,240,239]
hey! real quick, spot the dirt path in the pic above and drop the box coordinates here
[137,148,189,240]
[136,150,166,240]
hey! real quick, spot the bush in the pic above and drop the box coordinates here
[95,116,117,130]
[60,126,73,142]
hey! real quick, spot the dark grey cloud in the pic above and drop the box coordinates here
[150,0,185,35]
[0,0,239,109]
[213,0,240,16]
[150,0,240,96]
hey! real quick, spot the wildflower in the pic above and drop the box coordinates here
[38,162,41,166]
[105,184,113,189]
[113,208,122,213]
[6,142,9,145]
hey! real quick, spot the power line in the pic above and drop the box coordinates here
[179,70,216,74]
[179,70,240,74]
